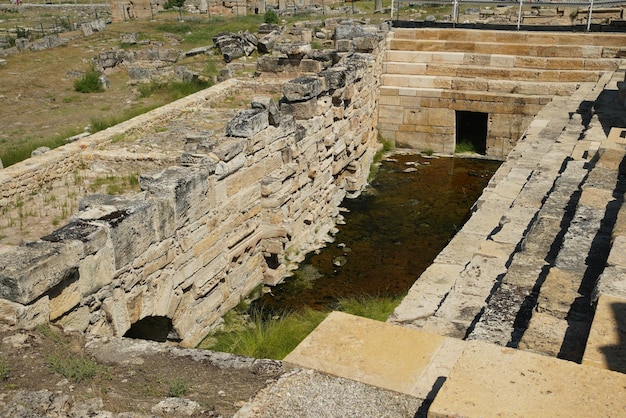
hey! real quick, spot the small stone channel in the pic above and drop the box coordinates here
[253,152,502,316]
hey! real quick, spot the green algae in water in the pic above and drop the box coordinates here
[254,154,501,315]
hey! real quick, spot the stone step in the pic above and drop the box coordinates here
[381,73,580,96]
[379,86,551,113]
[519,145,626,360]
[382,61,606,83]
[387,38,624,61]
[582,293,626,373]
[466,79,620,356]
[285,312,626,417]
[284,311,466,400]
[384,50,621,71]
[390,28,626,49]
[429,339,626,418]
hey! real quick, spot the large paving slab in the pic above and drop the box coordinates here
[284,311,465,398]
[429,340,626,418]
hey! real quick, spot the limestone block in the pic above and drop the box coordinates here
[518,312,567,357]
[141,166,213,229]
[215,153,246,180]
[280,97,317,120]
[42,221,108,256]
[211,138,247,162]
[299,58,322,74]
[579,187,615,209]
[273,41,312,58]
[555,206,605,273]
[583,294,626,373]
[78,195,157,271]
[0,240,83,305]
[455,255,507,298]
[536,268,581,319]
[257,55,299,73]
[595,265,626,301]
[57,305,90,332]
[257,30,279,54]
[612,204,626,239]
[226,108,269,138]
[173,290,224,348]
[0,296,49,330]
[48,276,81,321]
[283,76,325,102]
[102,287,131,337]
[607,235,626,268]
[430,340,626,418]
[435,291,486,324]
[78,245,115,297]
[286,311,456,397]
[389,263,464,324]
[249,96,279,129]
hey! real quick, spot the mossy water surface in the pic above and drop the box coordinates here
[255,153,501,314]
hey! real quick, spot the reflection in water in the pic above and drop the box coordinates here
[254,153,501,315]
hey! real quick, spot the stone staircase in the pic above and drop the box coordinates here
[379,28,626,158]
[278,32,626,416]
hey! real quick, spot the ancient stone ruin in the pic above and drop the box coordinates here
[0,24,385,348]
[2,17,626,416]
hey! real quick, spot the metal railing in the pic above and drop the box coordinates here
[391,0,626,31]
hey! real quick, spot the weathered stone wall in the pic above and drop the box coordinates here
[0,79,242,210]
[0,26,385,347]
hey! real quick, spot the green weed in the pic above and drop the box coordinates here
[167,377,191,397]
[205,309,328,360]
[334,295,404,322]
[74,64,104,94]
[203,295,403,360]
[46,352,104,383]
[0,356,10,381]
[0,128,80,168]
[264,10,280,24]
[455,140,477,154]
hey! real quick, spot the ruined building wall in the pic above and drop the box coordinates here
[0,29,385,347]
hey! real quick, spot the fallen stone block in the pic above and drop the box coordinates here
[226,108,270,138]
[282,76,325,101]
[0,241,83,305]
[251,96,280,127]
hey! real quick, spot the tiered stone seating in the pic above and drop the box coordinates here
[379,28,626,158]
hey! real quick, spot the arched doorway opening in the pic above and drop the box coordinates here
[123,316,180,343]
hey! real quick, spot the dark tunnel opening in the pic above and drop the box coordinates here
[456,110,488,155]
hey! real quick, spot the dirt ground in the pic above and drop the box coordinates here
[0,324,284,416]
[0,14,211,158]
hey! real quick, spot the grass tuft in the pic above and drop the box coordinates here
[74,64,104,94]
[46,352,105,383]
[455,140,477,154]
[334,294,404,322]
[203,295,404,360]
[205,309,328,360]
[167,376,191,397]
[0,356,10,381]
